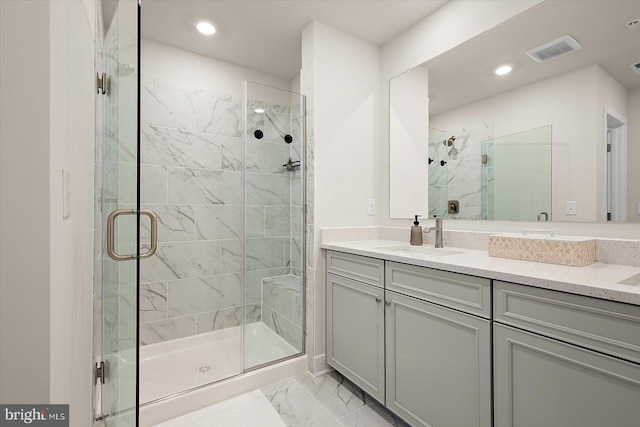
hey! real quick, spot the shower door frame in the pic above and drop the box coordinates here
[94,0,142,424]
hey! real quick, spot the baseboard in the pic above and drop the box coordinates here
[310,353,330,376]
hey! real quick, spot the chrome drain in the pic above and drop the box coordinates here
[198,365,213,373]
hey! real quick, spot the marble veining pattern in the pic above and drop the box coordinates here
[263,275,302,327]
[140,282,167,323]
[262,305,302,351]
[196,307,242,333]
[140,75,307,346]
[246,267,290,305]
[246,238,287,271]
[168,168,241,205]
[140,241,221,283]
[141,84,197,131]
[140,316,195,345]
[195,205,242,240]
[247,140,288,174]
[141,124,222,170]
[158,367,409,426]
[141,204,195,243]
[195,97,242,137]
[167,273,241,317]
[428,126,492,220]
[263,372,408,427]
[221,239,242,274]
[246,173,291,206]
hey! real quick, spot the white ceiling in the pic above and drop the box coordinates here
[426,0,640,115]
[140,0,447,79]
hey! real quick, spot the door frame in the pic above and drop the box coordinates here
[603,106,627,222]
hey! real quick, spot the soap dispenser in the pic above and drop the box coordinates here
[410,215,423,246]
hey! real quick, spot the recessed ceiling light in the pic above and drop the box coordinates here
[196,21,216,36]
[254,108,265,114]
[495,65,512,76]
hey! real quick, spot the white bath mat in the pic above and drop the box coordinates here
[155,389,286,427]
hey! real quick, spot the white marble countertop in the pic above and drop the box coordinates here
[321,240,640,306]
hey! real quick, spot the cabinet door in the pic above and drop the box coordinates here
[386,291,491,427]
[327,273,385,403]
[494,323,640,427]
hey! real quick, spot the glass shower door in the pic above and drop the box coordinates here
[100,0,140,425]
[243,81,305,369]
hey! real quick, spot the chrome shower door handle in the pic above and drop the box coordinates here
[106,209,158,261]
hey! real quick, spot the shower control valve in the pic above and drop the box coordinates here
[283,158,301,171]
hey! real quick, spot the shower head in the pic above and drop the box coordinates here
[444,136,456,146]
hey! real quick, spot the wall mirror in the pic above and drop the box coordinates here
[389,0,640,223]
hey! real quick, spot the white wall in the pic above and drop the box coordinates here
[628,87,640,222]
[0,0,51,404]
[430,64,626,223]
[141,39,291,96]
[49,1,96,426]
[0,2,95,425]
[379,0,542,226]
[301,20,381,369]
[389,66,429,218]
[311,22,381,229]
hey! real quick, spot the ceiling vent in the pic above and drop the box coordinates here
[629,61,640,75]
[526,35,582,63]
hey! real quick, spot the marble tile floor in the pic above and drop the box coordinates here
[262,371,410,427]
[154,370,410,426]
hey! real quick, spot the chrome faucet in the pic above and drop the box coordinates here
[424,217,444,248]
[537,211,549,221]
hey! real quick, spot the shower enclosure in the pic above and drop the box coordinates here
[94,1,305,424]
[427,125,551,221]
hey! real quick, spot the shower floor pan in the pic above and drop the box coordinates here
[140,322,297,404]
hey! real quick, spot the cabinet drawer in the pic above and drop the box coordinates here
[386,261,491,318]
[327,251,384,287]
[494,281,640,364]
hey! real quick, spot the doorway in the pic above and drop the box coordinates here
[605,108,627,222]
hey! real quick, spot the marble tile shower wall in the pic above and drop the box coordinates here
[300,60,315,364]
[444,125,493,220]
[137,75,295,345]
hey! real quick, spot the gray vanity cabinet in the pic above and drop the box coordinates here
[326,252,386,403]
[385,262,492,427]
[385,290,492,427]
[493,281,640,427]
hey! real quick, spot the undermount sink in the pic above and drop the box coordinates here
[376,244,464,257]
[617,273,640,287]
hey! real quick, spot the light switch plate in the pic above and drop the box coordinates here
[565,200,577,215]
[62,168,72,219]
